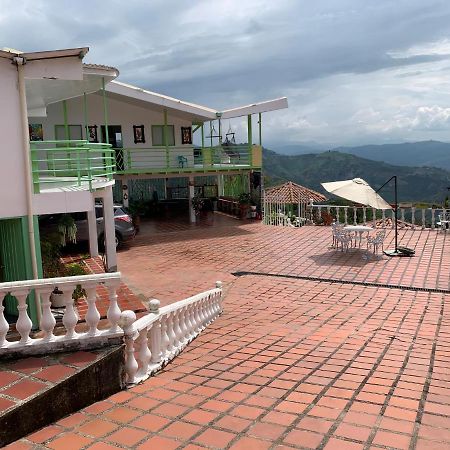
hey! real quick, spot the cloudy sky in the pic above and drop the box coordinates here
[2,0,450,147]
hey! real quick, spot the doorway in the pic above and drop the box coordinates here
[101,125,124,171]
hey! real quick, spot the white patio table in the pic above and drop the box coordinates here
[344,225,373,248]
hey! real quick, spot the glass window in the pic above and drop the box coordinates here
[151,125,175,146]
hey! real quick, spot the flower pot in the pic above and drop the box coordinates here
[240,204,250,219]
[250,205,257,219]
[50,291,65,308]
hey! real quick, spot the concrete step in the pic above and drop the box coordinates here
[0,346,125,447]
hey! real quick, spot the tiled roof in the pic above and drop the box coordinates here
[83,63,118,72]
[264,181,327,203]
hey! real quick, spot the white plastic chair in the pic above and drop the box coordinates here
[437,212,450,232]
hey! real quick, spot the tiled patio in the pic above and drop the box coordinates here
[6,214,450,449]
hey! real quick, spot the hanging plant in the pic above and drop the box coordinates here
[57,214,77,246]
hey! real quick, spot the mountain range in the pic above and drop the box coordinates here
[273,140,450,171]
[262,148,450,204]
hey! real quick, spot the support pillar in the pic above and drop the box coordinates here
[217,174,224,197]
[188,176,196,223]
[102,186,117,272]
[87,201,99,258]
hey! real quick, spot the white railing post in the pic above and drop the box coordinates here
[15,290,33,345]
[85,284,100,336]
[344,207,348,225]
[161,316,170,359]
[382,209,386,227]
[401,208,405,223]
[431,209,436,228]
[0,294,9,348]
[119,310,138,384]
[63,289,79,339]
[106,279,121,333]
[421,209,426,229]
[150,320,162,364]
[372,208,376,228]
[136,328,151,378]
[38,288,56,342]
[173,310,182,347]
[362,207,367,225]
[353,207,357,225]
[411,207,415,228]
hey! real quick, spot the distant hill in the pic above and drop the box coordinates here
[263,149,450,204]
[271,140,450,170]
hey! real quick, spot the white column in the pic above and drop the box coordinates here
[102,186,117,272]
[217,174,224,197]
[188,175,196,223]
[87,201,99,258]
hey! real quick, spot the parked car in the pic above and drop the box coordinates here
[40,204,135,250]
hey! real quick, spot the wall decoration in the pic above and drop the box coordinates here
[88,125,98,143]
[133,125,146,144]
[181,126,192,145]
[29,124,43,141]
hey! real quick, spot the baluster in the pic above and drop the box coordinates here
[382,209,386,227]
[362,207,367,225]
[344,207,348,225]
[318,206,322,224]
[137,328,151,378]
[119,310,138,384]
[206,295,213,324]
[15,290,32,345]
[401,208,405,223]
[335,207,339,224]
[106,280,121,333]
[150,319,162,364]
[187,306,196,340]
[167,313,176,354]
[180,307,190,343]
[353,207,357,225]
[391,210,395,229]
[411,207,415,228]
[372,208,376,228]
[38,289,56,342]
[85,284,100,336]
[193,301,202,333]
[431,209,436,228]
[62,289,78,339]
[421,209,426,229]
[173,310,182,348]
[159,316,169,359]
[198,298,206,328]
[0,293,9,347]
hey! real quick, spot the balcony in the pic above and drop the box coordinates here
[30,140,115,193]
[114,144,262,176]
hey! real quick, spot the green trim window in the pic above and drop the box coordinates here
[152,125,175,146]
[55,124,83,140]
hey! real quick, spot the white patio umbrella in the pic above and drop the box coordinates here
[321,178,392,210]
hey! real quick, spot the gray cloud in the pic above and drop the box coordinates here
[2,0,450,145]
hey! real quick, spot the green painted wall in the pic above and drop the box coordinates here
[0,217,42,328]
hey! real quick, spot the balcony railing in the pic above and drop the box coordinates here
[115,145,262,175]
[30,140,115,193]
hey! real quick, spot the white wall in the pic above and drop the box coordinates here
[0,59,28,218]
[30,93,195,148]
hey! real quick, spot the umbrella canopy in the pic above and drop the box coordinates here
[321,178,392,210]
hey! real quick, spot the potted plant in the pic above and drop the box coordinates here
[192,195,205,215]
[57,214,77,246]
[238,193,252,219]
[50,286,65,308]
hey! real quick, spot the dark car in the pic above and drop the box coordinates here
[40,204,135,250]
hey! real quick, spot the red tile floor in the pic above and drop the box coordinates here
[6,214,450,449]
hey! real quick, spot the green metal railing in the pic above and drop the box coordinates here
[30,140,115,193]
[114,144,261,175]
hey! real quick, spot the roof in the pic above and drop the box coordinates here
[0,47,88,61]
[264,181,327,203]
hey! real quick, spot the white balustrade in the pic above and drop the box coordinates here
[121,282,223,385]
[302,205,447,230]
[0,272,123,355]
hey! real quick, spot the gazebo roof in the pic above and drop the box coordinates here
[264,181,327,203]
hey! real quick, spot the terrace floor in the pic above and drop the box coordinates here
[7,214,450,449]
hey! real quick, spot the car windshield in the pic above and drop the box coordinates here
[114,207,128,217]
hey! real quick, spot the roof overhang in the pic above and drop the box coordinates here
[106,81,217,121]
[220,97,288,119]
